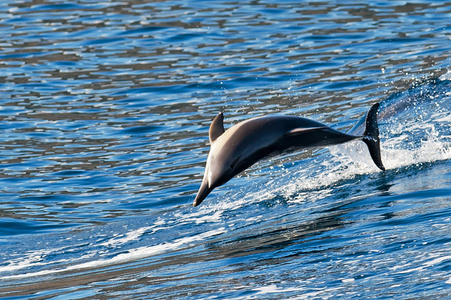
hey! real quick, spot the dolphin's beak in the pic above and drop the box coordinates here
[193,180,212,207]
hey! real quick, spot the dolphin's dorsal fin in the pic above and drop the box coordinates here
[285,127,327,136]
[209,112,225,143]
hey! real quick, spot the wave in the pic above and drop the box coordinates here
[2,76,450,289]
[239,76,451,205]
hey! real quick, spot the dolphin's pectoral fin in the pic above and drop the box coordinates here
[209,112,225,143]
[229,155,242,171]
[284,127,327,136]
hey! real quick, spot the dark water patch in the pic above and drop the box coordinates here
[121,125,161,135]
[166,32,205,42]
[84,37,125,46]
[29,3,87,12]
[376,37,427,44]
[0,218,77,236]
[119,26,170,36]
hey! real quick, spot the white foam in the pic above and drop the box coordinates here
[439,70,451,81]
[423,255,451,268]
[390,251,451,277]
[99,226,151,247]
[250,283,314,297]
[381,122,451,169]
[98,218,168,248]
[176,209,223,225]
[2,227,226,280]
[0,245,74,274]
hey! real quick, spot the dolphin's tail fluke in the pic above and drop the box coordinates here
[362,103,385,171]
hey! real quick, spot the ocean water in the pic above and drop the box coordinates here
[0,0,450,299]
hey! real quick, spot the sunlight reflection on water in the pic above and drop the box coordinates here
[0,0,450,299]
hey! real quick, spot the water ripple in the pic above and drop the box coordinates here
[0,0,450,298]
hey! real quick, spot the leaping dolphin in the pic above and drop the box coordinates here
[194,103,384,206]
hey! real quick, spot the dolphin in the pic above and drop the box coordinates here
[193,103,384,206]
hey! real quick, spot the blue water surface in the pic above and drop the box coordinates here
[0,0,450,299]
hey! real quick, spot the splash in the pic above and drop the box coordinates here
[377,77,451,167]
[250,77,451,204]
